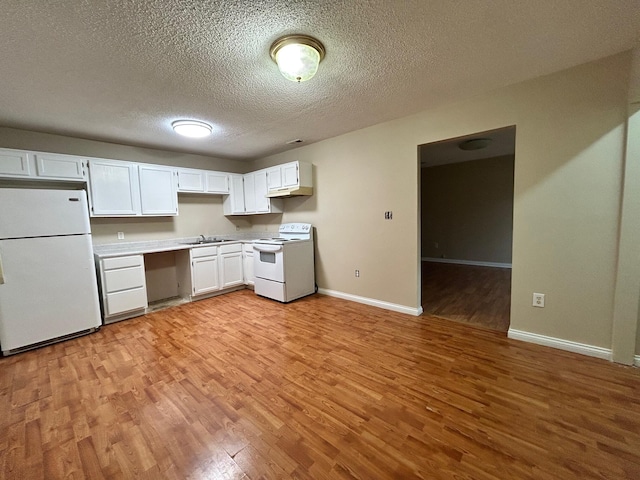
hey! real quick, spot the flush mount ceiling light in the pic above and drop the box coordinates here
[171,120,212,138]
[270,34,325,83]
[458,138,492,151]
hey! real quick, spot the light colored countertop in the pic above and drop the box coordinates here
[93,233,268,258]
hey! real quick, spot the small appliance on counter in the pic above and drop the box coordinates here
[253,223,315,302]
[0,188,102,355]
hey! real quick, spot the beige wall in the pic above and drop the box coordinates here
[0,126,253,244]
[252,51,632,351]
[421,155,514,264]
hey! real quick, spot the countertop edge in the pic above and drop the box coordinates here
[93,240,253,259]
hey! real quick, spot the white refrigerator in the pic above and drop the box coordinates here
[0,188,101,355]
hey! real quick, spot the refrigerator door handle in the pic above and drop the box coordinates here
[0,253,4,284]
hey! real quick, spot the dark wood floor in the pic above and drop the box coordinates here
[422,261,512,332]
[2,290,640,479]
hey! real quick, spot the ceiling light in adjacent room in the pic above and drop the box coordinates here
[270,34,325,83]
[458,138,492,150]
[172,120,212,138]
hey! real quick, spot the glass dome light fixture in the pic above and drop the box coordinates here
[270,34,325,83]
[171,120,212,138]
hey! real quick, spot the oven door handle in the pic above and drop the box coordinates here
[253,244,283,253]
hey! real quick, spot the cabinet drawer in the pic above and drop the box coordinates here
[219,243,242,254]
[104,266,145,292]
[191,246,218,258]
[102,255,143,270]
[106,287,147,316]
[243,243,254,253]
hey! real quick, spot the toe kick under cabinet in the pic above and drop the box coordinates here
[96,254,148,323]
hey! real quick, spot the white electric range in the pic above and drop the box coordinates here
[253,223,315,302]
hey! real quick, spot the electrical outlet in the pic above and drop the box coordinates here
[384,211,393,220]
[355,269,360,277]
[533,293,545,308]
[117,232,124,240]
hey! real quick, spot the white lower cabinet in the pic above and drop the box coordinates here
[190,246,220,296]
[96,242,252,322]
[220,244,244,288]
[98,254,148,323]
[190,243,246,296]
[243,243,254,286]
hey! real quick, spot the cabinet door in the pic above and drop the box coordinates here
[267,166,282,190]
[243,173,256,214]
[88,159,141,216]
[205,172,229,194]
[223,174,245,215]
[220,252,244,288]
[139,164,178,216]
[192,255,220,295]
[35,153,85,180]
[254,170,270,213]
[282,162,299,187]
[243,252,254,285]
[177,169,205,192]
[0,148,31,177]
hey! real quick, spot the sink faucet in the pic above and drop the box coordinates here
[199,234,206,243]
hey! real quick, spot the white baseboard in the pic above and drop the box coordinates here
[317,288,423,316]
[508,328,612,361]
[635,355,640,367]
[422,257,512,269]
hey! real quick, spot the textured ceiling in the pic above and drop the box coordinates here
[1,1,639,161]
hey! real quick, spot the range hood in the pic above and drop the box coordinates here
[266,186,313,198]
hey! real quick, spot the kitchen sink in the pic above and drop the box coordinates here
[181,239,235,245]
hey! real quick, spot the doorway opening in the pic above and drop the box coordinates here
[419,126,515,332]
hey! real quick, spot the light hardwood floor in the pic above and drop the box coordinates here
[1,290,639,479]
[422,261,512,332]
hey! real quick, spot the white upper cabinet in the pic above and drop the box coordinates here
[222,171,282,216]
[88,159,141,216]
[243,172,257,214]
[0,149,31,177]
[205,171,229,194]
[282,162,300,187]
[266,161,313,197]
[267,165,283,190]
[177,168,205,193]
[139,164,178,216]
[177,168,229,194]
[255,170,269,213]
[0,148,86,182]
[34,153,85,180]
[255,169,282,214]
[223,174,246,215]
[88,160,178,217]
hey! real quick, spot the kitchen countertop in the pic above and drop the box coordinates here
[93,234,268,258]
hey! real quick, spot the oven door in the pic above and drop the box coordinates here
[253,243,285,282]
